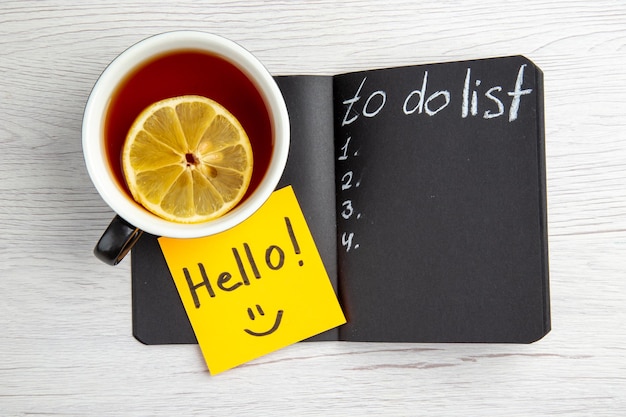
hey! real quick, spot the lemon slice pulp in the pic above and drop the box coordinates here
[122,95,253,223]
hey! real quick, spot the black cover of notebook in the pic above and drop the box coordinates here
[131,55,550,345]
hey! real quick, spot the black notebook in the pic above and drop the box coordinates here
[131,55,550,345]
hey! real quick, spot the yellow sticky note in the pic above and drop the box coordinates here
[158,186,346,374]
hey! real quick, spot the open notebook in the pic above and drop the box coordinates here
[131,55,550,344]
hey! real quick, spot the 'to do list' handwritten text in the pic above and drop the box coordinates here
[341,63,532,126]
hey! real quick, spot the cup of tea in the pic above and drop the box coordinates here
[83,31,290,265]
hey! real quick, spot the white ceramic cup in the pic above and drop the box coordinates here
[83,31,290,265]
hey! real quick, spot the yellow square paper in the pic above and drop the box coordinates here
[158,186,346,374]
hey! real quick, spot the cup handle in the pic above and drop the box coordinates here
[94,215,144,265]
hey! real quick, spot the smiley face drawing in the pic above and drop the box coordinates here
[244,304,284,337]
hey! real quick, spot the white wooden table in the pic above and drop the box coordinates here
[2,1,625,415]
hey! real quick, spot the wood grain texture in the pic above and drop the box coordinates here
[1,0,625,415]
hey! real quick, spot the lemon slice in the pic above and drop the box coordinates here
[122,95,253,223]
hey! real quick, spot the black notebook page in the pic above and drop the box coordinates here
[131,75,339,344]
[333,56,549,342]
[274,75,339,341]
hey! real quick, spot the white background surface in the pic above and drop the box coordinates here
[1,1,625,415]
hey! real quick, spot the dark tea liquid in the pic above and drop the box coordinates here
[104,50,273,199]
